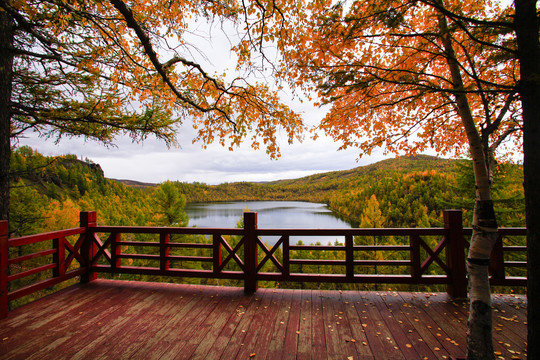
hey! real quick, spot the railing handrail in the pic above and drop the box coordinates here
[8,227,86,247]
[93,225,245,235]
[0,210,528,319]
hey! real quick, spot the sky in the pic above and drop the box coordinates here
[16,107,388,185]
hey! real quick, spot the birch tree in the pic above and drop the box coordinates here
[274,0,521,358]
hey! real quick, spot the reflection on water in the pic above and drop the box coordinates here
[185,201,353,245]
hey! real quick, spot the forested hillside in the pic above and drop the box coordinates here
[8,146,525,238]
[156,155,525,228]
[9,147,187,237]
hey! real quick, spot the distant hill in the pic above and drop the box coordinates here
[113,154,457,195]
[10,147,524,229]
[111,179,158,189]
[266,154,455,186]
[133,154,463,207]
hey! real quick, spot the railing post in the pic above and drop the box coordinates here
[213,232,222,274]
[283,235,290,277]
[111,233,122,271]
[243,212,258,294]
[160,233,170,272]
[80,211,97,283]
[53,237,65,277]
[345,235,354,279]
[444,209,467,298]
[1,220,8,318]
[489,233,505,283]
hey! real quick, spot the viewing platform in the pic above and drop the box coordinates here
[0,210,528,358]
[0,279,527,359]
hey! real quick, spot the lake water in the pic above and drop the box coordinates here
[185,201,353,245]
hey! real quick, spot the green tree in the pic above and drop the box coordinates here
[153,181,188,227]
[8,181,47,237]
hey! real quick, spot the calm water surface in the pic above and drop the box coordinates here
[185,201,353,245]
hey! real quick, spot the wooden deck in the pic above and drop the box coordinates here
[0,280,527,360]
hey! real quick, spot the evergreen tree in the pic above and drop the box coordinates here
[153,181,188,227]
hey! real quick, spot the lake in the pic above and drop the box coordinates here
[184,201,353,245]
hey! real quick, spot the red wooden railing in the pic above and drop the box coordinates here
[0,210,527,318]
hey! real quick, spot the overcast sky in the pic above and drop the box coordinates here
[16,107,389,185]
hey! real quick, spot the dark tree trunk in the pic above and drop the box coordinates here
[514,1,540,358]
[0,10,13,222]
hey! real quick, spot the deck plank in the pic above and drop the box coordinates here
[189,289,254,360]
[0,280,527,359]
[372,292,435,359]
[240,288,284,360]
[340,292,374,359]
[310,290,329,360]
[296,290,313,360]
[266,289,294,360]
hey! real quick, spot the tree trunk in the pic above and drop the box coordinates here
[0,10,13,222]
[513,1,540,358]
[437,9,498,359]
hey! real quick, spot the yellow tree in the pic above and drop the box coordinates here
[0,0,304,221]
[276,0,521,358]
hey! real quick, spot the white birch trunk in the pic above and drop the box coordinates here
[437,6,499,359]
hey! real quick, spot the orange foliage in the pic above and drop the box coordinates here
[10,0,305,157]
[41,199,80,232]
[276,0,520,161]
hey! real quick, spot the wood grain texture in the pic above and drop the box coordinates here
[0,280,527,359]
